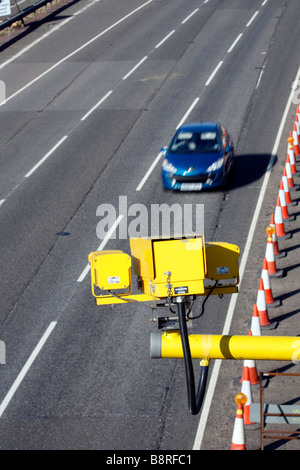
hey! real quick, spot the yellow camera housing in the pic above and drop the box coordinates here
[88,250,132,296]
[205,241,240,284]
[88,235,240,304]
[130,235,207,298]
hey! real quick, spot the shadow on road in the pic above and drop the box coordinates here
[229,153,277,190]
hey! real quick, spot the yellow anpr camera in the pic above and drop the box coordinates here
[130,235,207,298]
[88,250,132,297]
[88,235,240,305]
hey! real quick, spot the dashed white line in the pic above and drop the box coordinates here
[155,30,176,49]
[227,33,243,53]
[136,151,164,191]
[246,11,259,27]
[81,90,113,121]
[25,136,68,178]
[0,321,57,418]
[176,97,200,129]
[181,9,199,24]
[205,61,223,87]
[255,67,264,89]
[122,56,148,80]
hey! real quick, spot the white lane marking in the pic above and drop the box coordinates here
[155,30,176,49]
[122,56,148,80]
[255,66,264,89]
[193,64,300,450]
[136,97,200,191]
[181,9,199,24]
[227,33,243,53]
[0,321,57,417]
[246,11,259,27]
[0,0,154,105]
[136,151,164,191]
[205,61,223,86]
[25,136,68,178]
[176,97,200,129]
[77,215,123,282]
[0,199,5,206]
[81,90,113,121]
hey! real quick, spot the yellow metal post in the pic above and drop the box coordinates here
[151,332,300,362]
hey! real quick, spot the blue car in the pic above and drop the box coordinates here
[161,122,234,191]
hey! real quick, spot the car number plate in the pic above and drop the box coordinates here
[180,183,203,191]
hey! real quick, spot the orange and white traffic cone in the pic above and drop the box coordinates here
[295,117,300,158]
[256,278,277,329]
[285,154,299,191]
[250,304,261,337]
[240,334,260,386]
[293,123,300,159]
[231,403,246,450]
[282,167,297,206]
[274,196,291,239]
[278,180,294,220]
[269,213,286,258]
[287,135,300,174]
[240,359,259,386]
[296,107,300,142]
[241,367,255,425]
[261,257,281,307]
[265,226,283,277]
[285,154,293,188]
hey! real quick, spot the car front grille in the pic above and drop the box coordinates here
[173,173,215,183]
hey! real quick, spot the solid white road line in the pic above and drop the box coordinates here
[193,65,300,450]
[0,0,102,71]
[0,0,154,105]
[0,321,57,417]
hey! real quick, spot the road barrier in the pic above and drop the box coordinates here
[0,0,77,32]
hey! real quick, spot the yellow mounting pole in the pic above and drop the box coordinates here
[150,332,300,362]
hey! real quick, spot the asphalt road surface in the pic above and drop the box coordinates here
[0,0,299,451]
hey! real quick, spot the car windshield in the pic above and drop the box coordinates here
[169,131,220,154]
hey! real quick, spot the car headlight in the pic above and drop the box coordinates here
[162,159,177,174]
[206,157,224,172]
